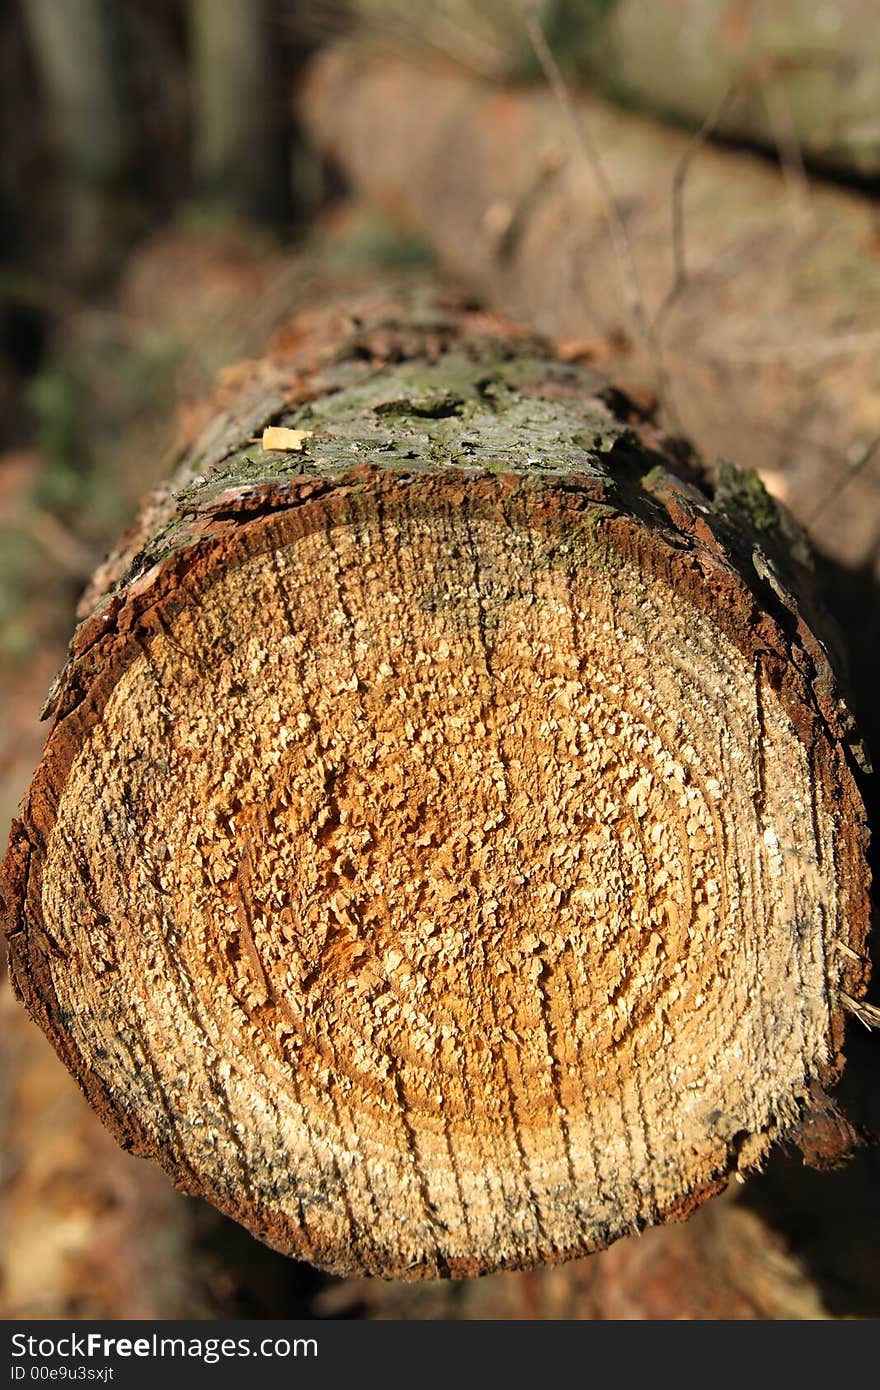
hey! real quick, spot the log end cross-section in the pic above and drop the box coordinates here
[1,291,871,1278]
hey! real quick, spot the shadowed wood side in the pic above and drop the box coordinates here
[1,288,871,1278]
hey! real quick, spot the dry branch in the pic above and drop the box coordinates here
[1,287,871,1278]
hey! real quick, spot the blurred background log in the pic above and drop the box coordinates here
[349,0,880,179]
[300,41,880,586]
[583,0,880,181]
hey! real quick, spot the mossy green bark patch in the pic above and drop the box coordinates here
[106,344,681,604]
[183,351,638,499]
[714,461,782,539]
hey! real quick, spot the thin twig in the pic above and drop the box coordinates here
[758,73,814,231]
[654,83,740,336]
[806,435,880,528]
[26,508,96,577]
[656,0,809,333]
[351,0,506,79]
[713,331,880,366]
[842,992,880,1030]
[520,3,682,432]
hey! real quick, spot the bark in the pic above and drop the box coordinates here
[299,46,880,584]
[1,285,870,1279]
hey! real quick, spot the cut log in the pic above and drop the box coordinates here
[1,288,870,1279]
